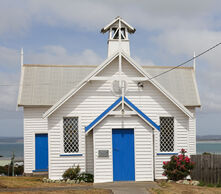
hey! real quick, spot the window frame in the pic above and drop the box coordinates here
[157,116,177,154]
[60,116,82,155]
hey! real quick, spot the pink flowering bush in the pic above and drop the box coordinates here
[162,149,195,181]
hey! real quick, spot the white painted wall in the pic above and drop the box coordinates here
[188,108,196,155]
[93,116,153,183]
[46,58,195,181]
[108,40,130,57]
[107,22,131,57]
[48,114,85,180]
[23,107,49,173]
[86,131,94,174]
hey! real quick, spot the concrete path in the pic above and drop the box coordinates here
[94,181,159,194]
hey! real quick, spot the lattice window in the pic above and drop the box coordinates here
[63,117,79,153]
[160,117,174,152]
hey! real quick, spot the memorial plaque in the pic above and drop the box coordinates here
[98,150,109,157]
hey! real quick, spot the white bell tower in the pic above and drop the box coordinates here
[101,16,136,57]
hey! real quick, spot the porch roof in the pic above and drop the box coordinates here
[85,96,160,134]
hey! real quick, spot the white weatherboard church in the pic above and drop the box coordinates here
[18,17,201,183]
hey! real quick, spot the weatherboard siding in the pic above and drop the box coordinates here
[23,107,49,173]
[47,60,194,181]
[48,114,85,180]
[153,113,189,179]
[188,108,196,155]
[86,131,94,174]
[93,116,153,183]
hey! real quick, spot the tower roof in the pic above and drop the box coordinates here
[101,16,136,34]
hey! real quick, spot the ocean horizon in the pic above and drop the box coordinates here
[1,140,221,160]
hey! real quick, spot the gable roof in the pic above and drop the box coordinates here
[18,53,200,117]
[85,96,160,134]
[17,63,200,108]
[17,64,97,106]
[121,53,194,118]
[143,66,201,107]
[101,16,136,34]
[40,52,194,118]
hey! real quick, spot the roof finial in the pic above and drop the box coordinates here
[193,51,196,71]
[21,48,23,67]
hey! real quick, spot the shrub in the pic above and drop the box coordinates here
[198,181,206,186]
[62,165,94,183]
[62,165,80,181]
[207,183,215,187]
[202,152,211,155]
[162,149,195,181]
[78,172,94,183]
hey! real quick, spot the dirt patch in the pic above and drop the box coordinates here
[150,181,221,194]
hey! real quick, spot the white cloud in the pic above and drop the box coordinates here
[133,56,156,66]
[25,46,103,65]
[149,28,221,112]
[27,0,221,31]
[0,0,32,37]
[0,0,221,135]
[0,72,19,111]
[0,46,20,67]
[0,45,103,111]
[152,30,221,59]
[0,0,221,36]
[197,67,221,113]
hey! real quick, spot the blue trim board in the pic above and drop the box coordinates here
[157,153,178,155]
[124,97,160,131]
[85,96,122,132]
[33,169,48,172]
[60,154,83,156]
[85,96,160,132]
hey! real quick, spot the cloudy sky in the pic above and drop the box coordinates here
[0,0,221,137]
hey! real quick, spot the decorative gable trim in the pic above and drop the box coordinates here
[101,16,135,34]
[85,96,122,133]
[121,52,194,119]
[43,51,193,119]
[124,97,160,131]
[43,52,119,118]
[85,96,160,134]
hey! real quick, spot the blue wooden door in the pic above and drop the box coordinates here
[112,129,135,181]
[35,134,48,171]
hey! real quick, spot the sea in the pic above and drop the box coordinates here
[0,142,23,160]
[0,141,221,160]
[196,141,221,154]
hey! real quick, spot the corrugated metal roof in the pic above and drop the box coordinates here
[18,64,200,107]
[143,66,201,107]
[18,64,96,106]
